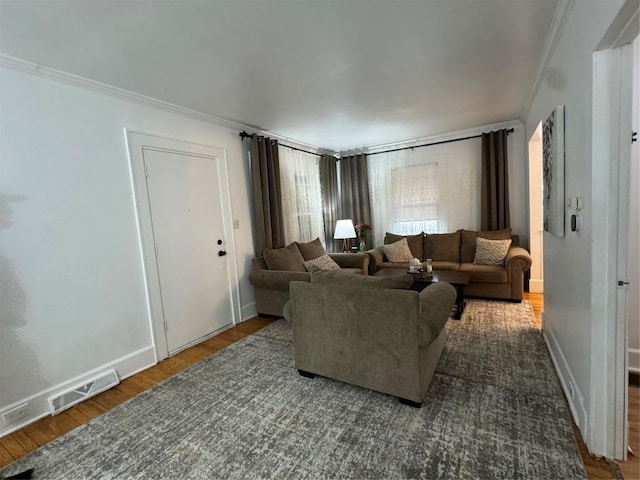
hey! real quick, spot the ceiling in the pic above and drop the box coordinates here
[0,0,559,152]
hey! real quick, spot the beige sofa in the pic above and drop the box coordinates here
[285,269,456,406]
[249,239,369,316]
[367,229,532,302]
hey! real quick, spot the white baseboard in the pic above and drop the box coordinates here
[529,279,544,293]
[0,345,156,438]
[543,329,588,439]
[241,301,257,322]
[629,348,640,373]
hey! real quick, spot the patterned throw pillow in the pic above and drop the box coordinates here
[382,238,414,263]
[303,254,341,272]
[473,237,512,266]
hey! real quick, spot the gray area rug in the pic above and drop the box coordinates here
[2,300,586,479]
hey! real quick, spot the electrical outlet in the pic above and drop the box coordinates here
[2,403,30,426]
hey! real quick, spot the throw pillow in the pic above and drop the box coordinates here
[296,238,327,261]
[303,254,341,272]
[384,232,424,260]
[263,243,306,271]
[310,269,414,289]
[461,228,512,263]
[382,238,414,263]
[473,237,512,266]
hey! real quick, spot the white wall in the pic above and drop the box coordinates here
[629,35,640,373]
[524,0,624,454]
[0,64,257,435]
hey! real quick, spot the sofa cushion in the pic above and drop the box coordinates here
[431,261,460,271]
[425,231,461,262]
[296,237,326,261]
[310,268,414,289]
[263,243,306,271]
[382,238,414,263]
[384,232,424,260]
[473,237,512,266]
[460,228,512,263]
[459,263,508,283]
[303,254,341,271]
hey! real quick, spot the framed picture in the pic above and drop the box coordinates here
[542,105,565,237]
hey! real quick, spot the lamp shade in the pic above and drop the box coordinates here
[333,219,356,239]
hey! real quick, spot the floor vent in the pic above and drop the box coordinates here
[48,369,120,415]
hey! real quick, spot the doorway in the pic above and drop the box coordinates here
[127,131,240,360]
[527,123,544,295]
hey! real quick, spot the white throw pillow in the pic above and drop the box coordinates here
[473,237,512,266]
[382,238,414,263]
[303,254,341,271]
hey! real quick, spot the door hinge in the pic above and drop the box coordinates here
[154,243,159,257]
[144,162,149,177]
[632,131,637,143]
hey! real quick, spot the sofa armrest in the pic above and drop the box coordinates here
[366,247,386,274]
[329,253,370,274]
[249,269,311,291]
[505,246,532,273]
[417,283,456,347]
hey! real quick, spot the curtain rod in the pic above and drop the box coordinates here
[240,127,514,158]
[239,131,322,157]
[364,128,515,156]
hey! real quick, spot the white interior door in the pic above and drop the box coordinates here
[143,147,233,355]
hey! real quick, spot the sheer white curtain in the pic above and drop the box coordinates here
[278,147,326,245]
[368,138,482,246]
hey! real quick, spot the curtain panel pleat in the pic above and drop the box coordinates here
[481,129,511,230]
[319,155,341,252]
[250,134,285,255]
[339,154,373,246]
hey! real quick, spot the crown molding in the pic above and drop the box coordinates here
[522,0,576,119]
[0,54,327,154]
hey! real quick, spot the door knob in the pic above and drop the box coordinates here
[218,250,227,257]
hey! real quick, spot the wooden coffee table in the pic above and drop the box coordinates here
[374,269,470,319]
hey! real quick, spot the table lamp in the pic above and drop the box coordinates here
[333,219,356,252]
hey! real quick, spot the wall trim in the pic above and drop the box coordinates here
[529,279,544,293]
[0,345,156,438]
[543,329,588,440]
[242,301,258,322]
[0,54,326,155]
[523,0,576,119]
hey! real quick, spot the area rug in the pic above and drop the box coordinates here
[1,300,586,479]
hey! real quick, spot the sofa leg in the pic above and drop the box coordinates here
[298,369,316,379]
[399,397,422,408]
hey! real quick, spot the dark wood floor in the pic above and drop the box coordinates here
[1,296,638,479]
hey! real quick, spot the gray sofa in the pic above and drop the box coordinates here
[367,228,532,302]
[285,269,456,406]
[249,239,369,316]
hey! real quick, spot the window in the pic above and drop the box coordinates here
[278,147,326,245]
[368,138,481,246]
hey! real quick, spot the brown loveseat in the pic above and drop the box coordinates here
[249,239,369,316]
[367,229,531,302]
[286,269,456,406]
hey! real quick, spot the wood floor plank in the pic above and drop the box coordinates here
[0,444,15,467]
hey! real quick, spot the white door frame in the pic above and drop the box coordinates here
[125,130,241,361]
[590,0,637,459]
[527,123,544,295]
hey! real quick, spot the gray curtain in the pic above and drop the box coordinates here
[319,155,341,253]
[339,154,372,247]
[250,134,285,255]
[481,130,511,231]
